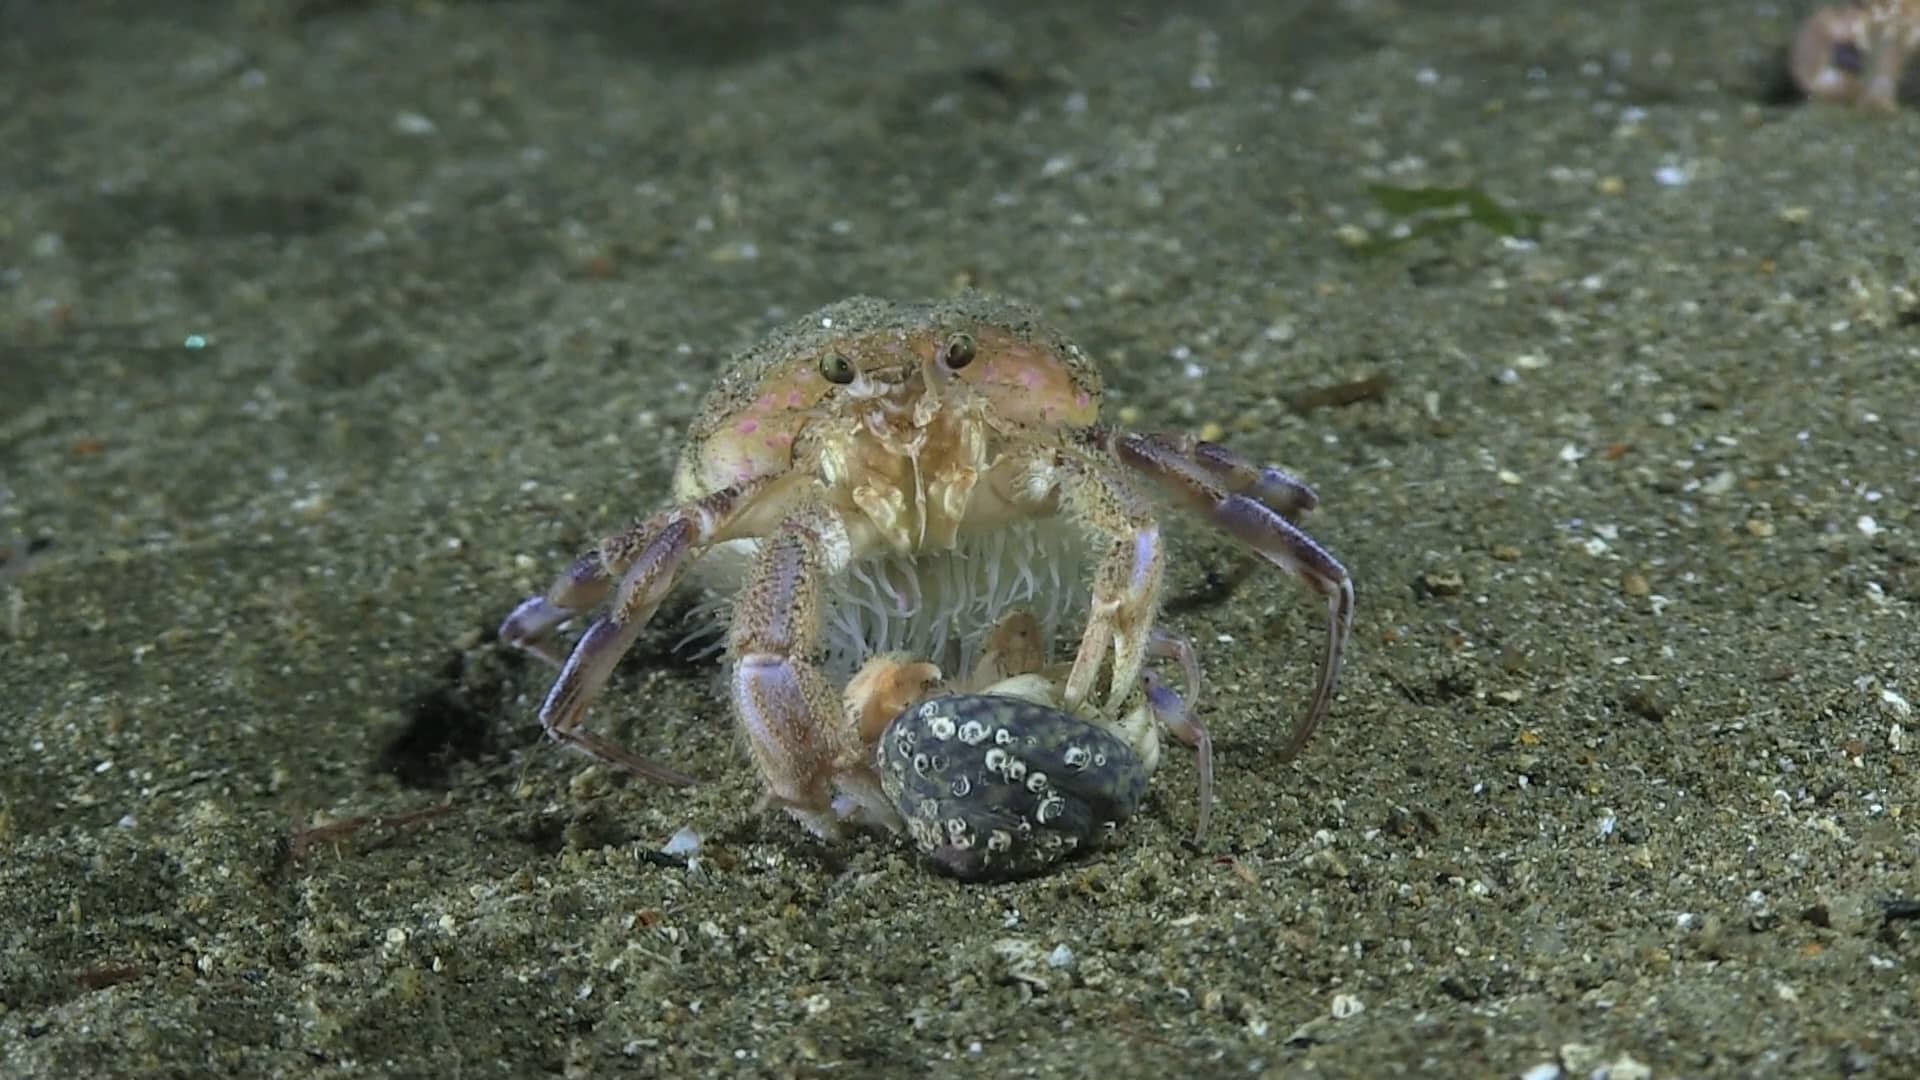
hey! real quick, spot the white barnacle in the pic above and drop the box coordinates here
[1004,757,1028,782]
[912,752,932,776]
[1036,796,1065,823]
[918,701,940,720]
[927,714,957,740]
[956,719,989,745]
[983,747,1007,773]
[1024,771,1049,793]
[945,818,972,844]
[1062,744,1090,770]
[987,829,1013,852]
[948,774,972,799]
[994,727,1015,746]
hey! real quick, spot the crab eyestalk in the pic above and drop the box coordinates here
[918,331,978,405]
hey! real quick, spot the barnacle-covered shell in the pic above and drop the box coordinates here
[877,693,1149,881]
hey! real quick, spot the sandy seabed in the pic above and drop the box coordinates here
[2,2,1916,1077]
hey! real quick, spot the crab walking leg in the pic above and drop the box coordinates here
[727,506,897,838]
[1144,626,1213,843]
[498,554,614,668]
[505,483,765,786]
[1123,431,1319,520]
[499,481,765,666]
[1143,671,1212,844]
[1146,624,1203,714]
[1033,452,1166,718]
[1104,428,1353,762]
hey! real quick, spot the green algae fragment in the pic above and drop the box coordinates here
[1359,183,1543,253]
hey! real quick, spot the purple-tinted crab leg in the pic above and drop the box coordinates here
[1045,454,1166,717]
[1147,624,1203,715]
[535,518,701,786]
[1102,428,1353,762]
[499,553,612,668]
[1125,432,1319,520]
[1142,664,1213,845]
[1146,627,1211,841]
[727,505,895,837]
[500,482,761,786]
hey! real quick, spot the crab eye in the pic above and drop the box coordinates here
[944,333,977,370]
[819,352,856,385]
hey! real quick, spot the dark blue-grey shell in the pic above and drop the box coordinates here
[877,693,1149,881]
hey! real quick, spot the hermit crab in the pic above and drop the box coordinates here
[499,294,1353,851]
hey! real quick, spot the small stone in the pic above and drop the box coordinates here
[1557,1043,1602,1074]
[1602,1053,1652,1080]
[1807,891,1871,935]
[1621,686,1670,722]
[391,110,437,136]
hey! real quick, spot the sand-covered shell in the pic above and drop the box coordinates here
[877,692,1149,881]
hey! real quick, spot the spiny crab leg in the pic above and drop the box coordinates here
[1146,622,1203,714]
[498,554,613,669]
[1040,451,1166,719]
[1125,431,1320,520]
[1099,427,1354,763]
[497,482,764,787]
[727,502,897,838]
[1145,626,1213,843]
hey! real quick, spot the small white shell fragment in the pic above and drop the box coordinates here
[1881,688,1911,719]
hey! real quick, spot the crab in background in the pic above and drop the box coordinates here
[498,294,1352,845]
[1791,0,1919,108]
